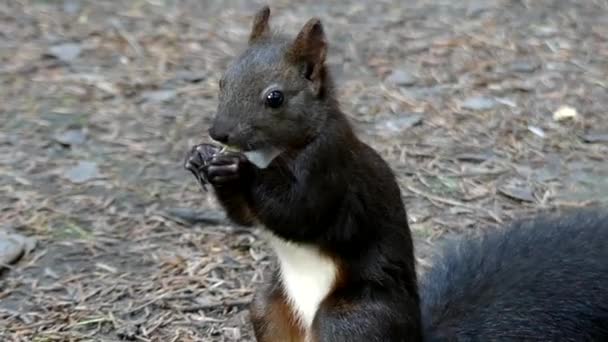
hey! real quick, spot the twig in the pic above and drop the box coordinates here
[110,19,144,57]
[406,185,503,224]
[169,298,252,312]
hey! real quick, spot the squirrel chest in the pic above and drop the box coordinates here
[264,234,339,341]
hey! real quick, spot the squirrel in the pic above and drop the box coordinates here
[185,6,608,342]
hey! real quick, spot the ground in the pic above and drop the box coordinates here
[1,0,607,341]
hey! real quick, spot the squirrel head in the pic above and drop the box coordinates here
[209,6,336,154]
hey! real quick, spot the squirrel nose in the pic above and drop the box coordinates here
[209,127,229,144]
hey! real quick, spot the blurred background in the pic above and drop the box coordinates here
[1,0,607,340]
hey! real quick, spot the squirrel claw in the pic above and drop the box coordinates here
[184,159,208,192]
[188,164,209,192]
[185,145,218,192]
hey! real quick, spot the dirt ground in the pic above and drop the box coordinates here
[1,0,607,341]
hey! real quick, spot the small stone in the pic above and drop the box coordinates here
[498,181,536,203]
[533,25,559,38]
[467,1,494,17]
[48,43,82,62]
[507,60,540,73]
[453,152,493,163]
[44,267,60,279]
[386,69,416,86]
[461,96,497,111]
[174,70,207,83]
[223,327,241,340]
[0,232,37,266]
[164,208,227,225]
[54,128,86,146]
[141,89,177,103]
[62,0,81,14]
[581,133,608,143]
[374,114,423,137]
[64,161,100,184]
[116,323,139,341]
[0,236,23,266]
[534,167,561,182]
[553,105,578,121]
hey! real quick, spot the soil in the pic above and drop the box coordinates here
[1,0,607,341]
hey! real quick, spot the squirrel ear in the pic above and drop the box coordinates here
[288,18,327,83]
[249,6,271,44]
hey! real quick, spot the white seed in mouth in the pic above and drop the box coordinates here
[213,140,282,169]
[243,147,282,169]
[220,145,242,153]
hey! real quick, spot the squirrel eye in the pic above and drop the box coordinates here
[219,79,225,90]
[265,90,284,108]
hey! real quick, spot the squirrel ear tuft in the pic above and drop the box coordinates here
[249,6,271,44]
[288,18,327,82]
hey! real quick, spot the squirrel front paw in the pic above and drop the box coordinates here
[185,144,248,190]
[185,143,218,191]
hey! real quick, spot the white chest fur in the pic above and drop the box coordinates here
[268,235,338,332]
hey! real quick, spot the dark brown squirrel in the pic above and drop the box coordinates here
[185,6,608,342]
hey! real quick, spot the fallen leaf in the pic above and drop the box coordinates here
[94,81,120,95]
[96,262,118,273]
[553,105,578,121]
[528,125,546,138]
[494,97,517,108]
